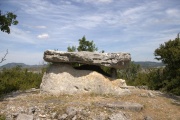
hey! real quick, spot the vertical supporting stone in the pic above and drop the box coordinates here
[111,68,117,79]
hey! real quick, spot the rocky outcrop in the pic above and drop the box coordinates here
[40,63,129,96]
[41,50,131,95]
[43,50,131,69]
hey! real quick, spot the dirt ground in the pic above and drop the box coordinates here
[0,88,180,120]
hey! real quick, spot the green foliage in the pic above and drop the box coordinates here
[101,50,105,53]
[117,62,141,85]
[126,37,180,95]
[0,66,44,96]
[154,38,180,95]
[155,38,180,70]
[101,66,111,76]
[67,46,76,52]
[0,114,5,120]
[145,68,165,90]
[67,36,98,52]
[77,36,98,52]
[0,10,18,34]
[132,72,148,86]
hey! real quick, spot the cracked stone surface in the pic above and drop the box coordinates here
[43,50,131,69]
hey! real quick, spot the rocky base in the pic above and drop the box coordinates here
[40,63,130,96]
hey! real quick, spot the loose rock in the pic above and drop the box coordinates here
[109,112,128,120]
[58,114,68,120]
[96,101,144,112]
[16,114,33,120]
[144,116,153,120]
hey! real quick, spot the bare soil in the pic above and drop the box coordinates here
[0,88,180,120]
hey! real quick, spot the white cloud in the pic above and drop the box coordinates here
[166,9,180,17]
[37,33,49,39]
[35,26,47,29]
[75,0,113,3]
[92,0,113,3]
[75,15,104,28]
[123,6,146,16]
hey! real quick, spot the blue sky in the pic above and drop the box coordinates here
[0,0,180,65]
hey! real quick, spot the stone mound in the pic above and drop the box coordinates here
[40,63,129,95]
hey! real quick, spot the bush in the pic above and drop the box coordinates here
[0,66,44,96]
[117,62,141,85]
[154,37,180,95]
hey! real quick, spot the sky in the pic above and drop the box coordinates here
[0,0,180,65]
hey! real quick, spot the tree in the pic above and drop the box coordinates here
[0,10,18,63]
[67,36,98,52]
[154,36,180,95]
[154,37,180,77]
[0,10,18,34]
[77,36,98,52]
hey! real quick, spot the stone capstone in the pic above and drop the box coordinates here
[43,50,131,69]
[40,63,130,96]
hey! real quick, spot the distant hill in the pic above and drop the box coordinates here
[0,63,29,69]
[0,63,46,71]
[134,61,165,68]
[1,62,165,70]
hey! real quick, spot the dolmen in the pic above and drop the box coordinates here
[40,50,131,96]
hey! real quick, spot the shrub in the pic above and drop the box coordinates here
[0,66,44,96]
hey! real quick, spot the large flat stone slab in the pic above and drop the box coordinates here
[43,50,131,69]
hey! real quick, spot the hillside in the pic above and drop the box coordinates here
[0,63,28,69]
[0,61,164,70]
[0,63,46,71]
[134,61,164,68]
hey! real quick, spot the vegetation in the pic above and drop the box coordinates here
[134,61,164,68]
[117,62,141,85]
[67,35,180,95]
[119,36,180,95]
[0,66,44,97]
[0,32,179,97]
[0,114,5,120]
[0,10,18,63]
[154,37,180,95]
[67,36,98,52]
[0,10,18,34]
[67,46,76,52]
